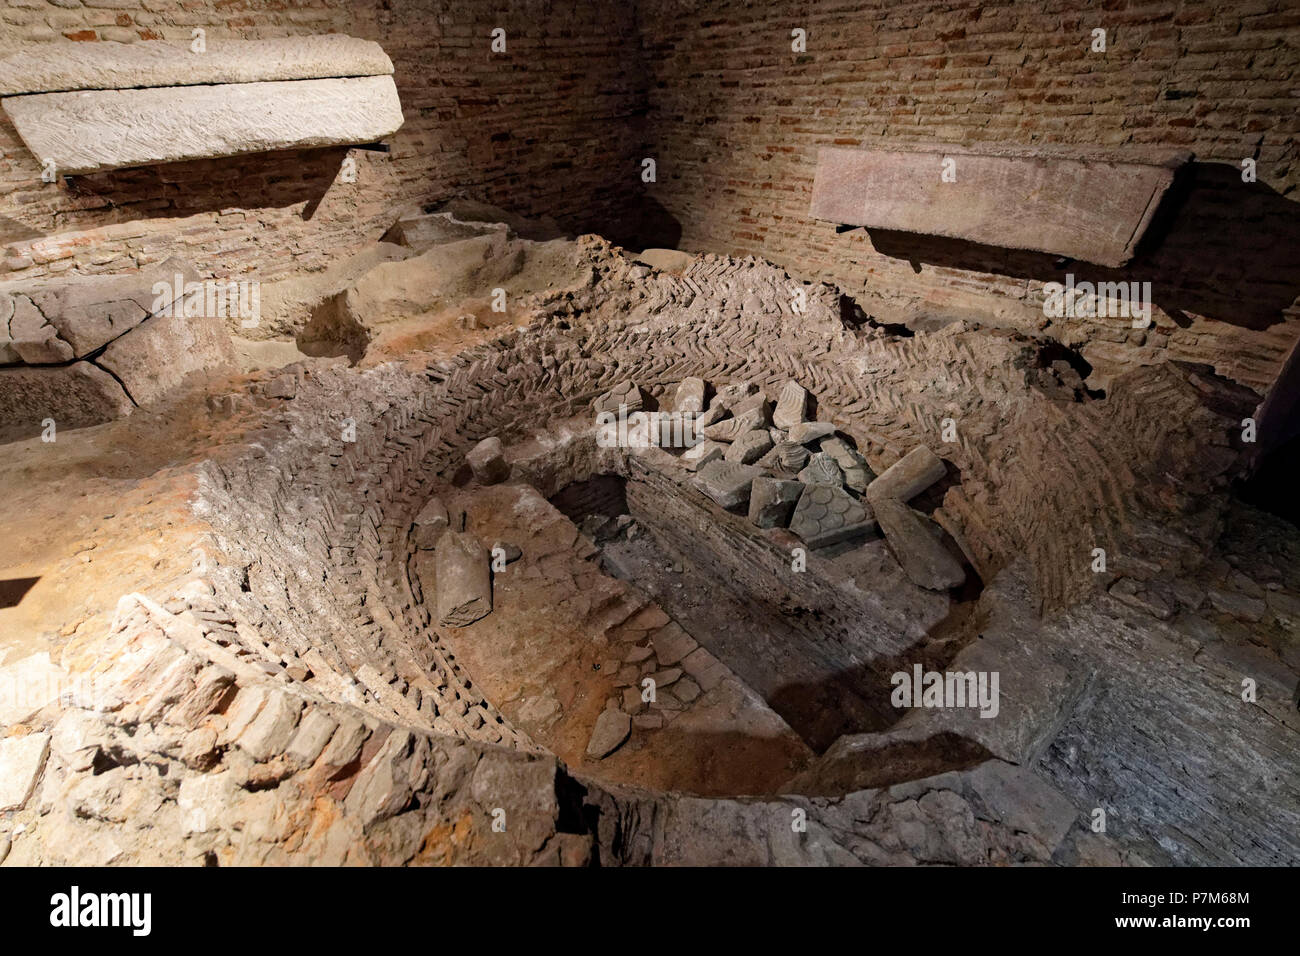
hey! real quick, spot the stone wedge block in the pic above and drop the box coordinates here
[872,497,966,591]
[866,445,947,504]
[810,145,1190,268]
[4,75,405,175]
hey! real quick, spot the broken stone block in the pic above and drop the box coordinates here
[872,496,966,591]
[731,390,772,418]
[693,460,763,510]
[413,496,449,549]
[776,441,811,471]
[789,484,874,549]
[821,437,875,493]
[594,380,645,414]
[682,439,725,471]
[695,404,729,428]
[586,708,631,759]
[710,381,756,411]
[773,381,810,429]
[798,452,844,486]
[435,530,492,626]
[748,477,804,529]
[702,406,766,442]
[787,421,836,444]
[866,445,947,503]
[466,436,510,485]
[0,732,50,812]
[675,376,706,413]
[724,429,774,465]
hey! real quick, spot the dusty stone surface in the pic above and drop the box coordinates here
[789,484,875,549]
[466,436,510,485]
[4,75,404,175]
[873,497,967,591]
[0,732,49,811]
[723,429,773,465]
[693,460,763,510]
[773,380,810,429]
[0,36,394,96]
[435,531,492,627]
[586,709,631,759]
[810,144,1188,268]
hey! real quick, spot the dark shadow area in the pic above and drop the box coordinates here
[864,162,1300,333]
[598,194,682,251]
[1237,431,1300,529]
[61,145,349,224]
[0,576,39,609]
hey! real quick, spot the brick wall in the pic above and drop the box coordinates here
[0,0,649,282]
[635,0,1300,391]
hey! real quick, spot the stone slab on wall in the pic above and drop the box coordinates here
[810,145,1187,268]
[4,75,404,175]
[0,35,394,95]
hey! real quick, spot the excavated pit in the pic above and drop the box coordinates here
[8,229,1297,867]
[550,472,984,755]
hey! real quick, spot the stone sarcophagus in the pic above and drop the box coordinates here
[0,35,405,176]
[810,144,1190,268]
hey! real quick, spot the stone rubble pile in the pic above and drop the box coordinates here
[598,375,966,591]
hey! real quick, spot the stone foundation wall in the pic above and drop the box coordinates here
[0,0,649,282]
[634,0,1300,392]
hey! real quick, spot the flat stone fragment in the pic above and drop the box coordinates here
[866,445,947,503]
[693,460,763,510]
[0,732,50,812]
[3,75,405,176]
[435,530,493,626]
[413,496,449,549]
[787,421,836,444]
[594,380,646,414]
[710,381,756,411]
[748,477,805,529]
[701,406,766,442]
[0,36,395,97]
[773,381,810,429]
[789,484,875,549]
[682,439,725,471]
[586,709,631,759]
[650,623,697,666]
[723,429,774,465]
[810,144,1189,268]
[872,496,966,590]
[694,404,728,428]
[674,376,706,413]
[798,452,844,486]
[466,436,510,484]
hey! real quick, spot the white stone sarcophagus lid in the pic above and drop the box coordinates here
[0,35,405,175]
